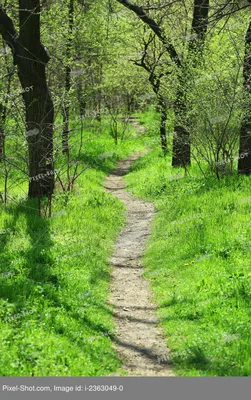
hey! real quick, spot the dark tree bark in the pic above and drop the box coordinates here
[172,84,190,167]
[62,0,74,154]
[77,80,86,118]
[189,0,210,55]
[0,104,5,159]
[62,64,71,154]
[152,82,168,152]
[0,2,55,199]
[94,61,102,122]
[126,93,136,113]
[0,60,12,160]
[0,94,8,160]
[158,97,168,151]
[172,0,209,167]
[238,19,251,174]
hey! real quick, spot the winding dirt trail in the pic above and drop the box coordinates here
[105,151,173,376]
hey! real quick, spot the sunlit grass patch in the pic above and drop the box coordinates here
[126,142,251,376]
[0,125,144,376]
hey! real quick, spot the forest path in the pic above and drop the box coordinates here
[105,150,174,376]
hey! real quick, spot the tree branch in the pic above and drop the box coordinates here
[0,8,17,62]
[116,0,181,68]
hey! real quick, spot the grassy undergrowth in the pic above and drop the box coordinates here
[126,145,251,376]
[0,122,144,376]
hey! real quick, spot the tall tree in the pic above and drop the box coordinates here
[115,0,186,161]
[116,0,209,167]
[0,1,55,199]
[62,0,74,155]
[172,0,209,167]
[238,19,251,174]
[133,33,169,151]
[209,1,251,174]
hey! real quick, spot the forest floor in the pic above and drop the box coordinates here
[105,151,174,376]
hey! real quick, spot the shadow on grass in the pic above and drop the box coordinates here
[77,152,118,175]
[49,300,172,368]
[157,297,243,376]
[0,199,57,309]
[172,345,242,376]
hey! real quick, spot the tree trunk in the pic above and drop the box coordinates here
[95,63,102,122]
[172,126,190,167]
[77,80,86,118]
[157,96,167,151]
[0,63,13,160]
[62,0,74,154]
[189,0,209,55]
[172,84,190,166]
[0,3,55,199]
[148,71,168,152]
[18,0,54,198]
[160,109,167,151]
[238,19,251,175]
[62,65,71,154]
[0,104,5,159]
[172,0,209,167]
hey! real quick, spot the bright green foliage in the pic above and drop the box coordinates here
[0,126,144,376]
[1,0,251,378]
[126,113,251,376]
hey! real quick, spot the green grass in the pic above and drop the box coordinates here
[3,108,251,377]
[0,121,144,376]
[126,145,251,376]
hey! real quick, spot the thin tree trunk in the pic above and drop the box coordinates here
[238,19,251,174]
[157,96,167,151]
[62,64,71,154]
[95,63,102,122]
[172,85,190,166]
[149,72,168,152]
[77,80,86,118]
[62,0,74,154]
[0,104,5,159]
[0,63,13,160]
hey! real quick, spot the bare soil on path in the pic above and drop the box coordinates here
[105,151,173,376]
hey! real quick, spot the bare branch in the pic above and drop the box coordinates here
[0,7,17,61]
[116,0,181,68]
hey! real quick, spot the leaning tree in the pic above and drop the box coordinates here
[0,1,55,199]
